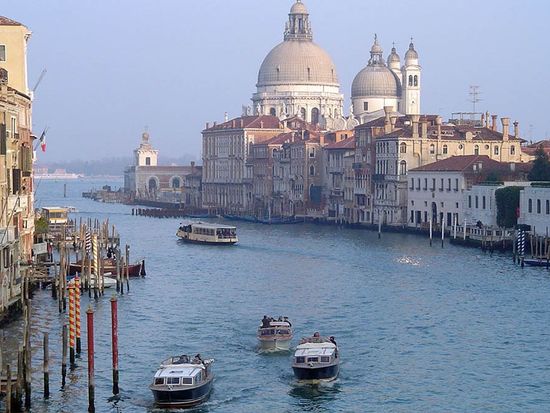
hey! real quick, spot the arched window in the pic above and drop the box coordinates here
[309,147,315,158]
[269,107,276,116]
[171,177,181,189]
[309,165,315,176]
[400,143,407,153]
[442,144,448,154]
[408,75,413,86]
[413,75,418,86]
[300,107,306,120]
[510,145,516,155]
[399,160,407,175]
[311,108,320,125]
[148,177,157,191]
[429,144,435,154]
[494,146,500,155]
[474,145,479,155]
[145,157,151,166]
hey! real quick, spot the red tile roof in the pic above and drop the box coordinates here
[410,155,530,176]
[522,140,550,156]
[204,115,281,131]
[263,132,294,145]
[0,16,23,26]
[324,136,356,150]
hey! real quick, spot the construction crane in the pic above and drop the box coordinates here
[32,68,47,93]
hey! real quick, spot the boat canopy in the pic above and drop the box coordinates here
[154,365,203,380]
[295,342,337,357]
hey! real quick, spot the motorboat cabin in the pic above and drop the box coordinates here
[177,222,237,245]
[257,316,293,351]
[150,355,214,408]
[292,335,339,382]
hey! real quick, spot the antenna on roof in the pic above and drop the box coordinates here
[32,68,47,93]
[468,85,482,115]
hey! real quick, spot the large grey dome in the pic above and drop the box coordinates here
[351,65,401,97]
[257,40,339,87]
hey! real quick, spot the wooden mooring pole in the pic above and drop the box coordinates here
[6,364,12,413]
[87,306,96,413]
[62,324,68,388]
[111,296,119,395]
[43,333,50,399]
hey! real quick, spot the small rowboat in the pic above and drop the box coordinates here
[68,258,145,277]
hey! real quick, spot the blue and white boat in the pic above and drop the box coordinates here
[292,335,339,382]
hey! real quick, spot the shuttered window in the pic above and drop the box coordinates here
[0,124,6,155]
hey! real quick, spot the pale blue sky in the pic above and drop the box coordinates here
[3,0,550,162]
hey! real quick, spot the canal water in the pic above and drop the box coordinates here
[2,178,550,412]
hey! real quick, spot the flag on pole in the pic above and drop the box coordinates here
[39,129,47,152]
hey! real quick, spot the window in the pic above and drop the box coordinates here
[167,377,180,385]
[309,147,315,158]
[269,107,276,116]
[414,75,418,86]
[154,378,164,385]
[363,101,369,111]
[447,178,451,191]
[440,178,444,191]
[0,45,5,62]
[547,200,550,214]
[171,177,181,189]
[494,146,499,155]
[475,196,479,208]
[455,179,459,191]
[424,178,428,190]
[528,198,532,213]
[442,144,448,154]
[145,157,151,166]
[309,165,315,176]
[482,196,486,209]
[474,145,479,155]
[511,145,516,155]
[321,356,330,363]
[431,178,436,191]
[181,378,193,385]
[537,199,541,214]
[399,160,407,175]
[468,195,472,208]
[408,75,413,86]
[400,143,407,153]
[410,178,414,190]
[430,144,435,154]
[311,107,320,125]
[300,107,306,120]
[307,357,319,363]
[416,178,421,190]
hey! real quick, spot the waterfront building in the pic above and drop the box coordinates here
[0,16,34,319]
[352,35,421,123]
[124,131,201,206]
[373,113,527,226]
[252,1,356,131]
[407,155,529,228]
[518,185,550,232]
[323,133,355,221]
[201,115,283,214]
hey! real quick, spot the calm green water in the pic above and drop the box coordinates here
[1,178,550,412]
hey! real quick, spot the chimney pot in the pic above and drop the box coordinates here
[206,122,209,129]
[501,117,510,141]
[513,121,519,138]
[491,115,497,131]
[411,115,420,139]
[213,121,217,127]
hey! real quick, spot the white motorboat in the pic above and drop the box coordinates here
[150,355,214,408]
[292,334,339,382]
[176,222,237,245]
[257,317,293,351]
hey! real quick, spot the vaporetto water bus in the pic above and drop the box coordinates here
[176,222,238,245]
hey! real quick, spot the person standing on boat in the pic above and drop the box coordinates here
[262,315,270,328]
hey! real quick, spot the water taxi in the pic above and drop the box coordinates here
[176,222,237,245]
[257,316,293,351]
[150,355,214,408]
[292,334,339,382]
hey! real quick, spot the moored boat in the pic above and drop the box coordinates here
[257,316,293,351]
[68,258,145,277]
[150,355,214,408]
[176,222,237,245]
[292,334,339,382]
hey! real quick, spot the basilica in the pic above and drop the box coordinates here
[251,0,421,129]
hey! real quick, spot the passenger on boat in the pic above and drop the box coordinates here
[329,336,337,346]
[177,355,190,364]
[313,332,320,338]
[192,354,203,364]
[283,316,292,326]
[261,315,270,328]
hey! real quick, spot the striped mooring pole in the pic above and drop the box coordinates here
[75,276,82,355]
[68,283,76,366]
[93,234,99,299]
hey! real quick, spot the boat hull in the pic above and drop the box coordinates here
[177,235,237,245]
[258,337,292,351]
[523,258,550,267]
[151,377,213,408]
[68,259,145,277]
[292,364,339,382]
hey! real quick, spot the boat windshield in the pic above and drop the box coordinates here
[216,228,236,239]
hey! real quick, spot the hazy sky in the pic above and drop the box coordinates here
[3,0,550,163]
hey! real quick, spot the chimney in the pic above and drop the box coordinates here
[421,121,428,139]
[513,121,519,138]
[224,112,229,122]
[491,115,497,131]
[485,111,490,128]
[501,117,510,141]
[411,115,420,139]
[260,121,264,128]
[213,121,217,127]
[384,106,392,134]
[232,120,236,128]
[435,116,442,140]
[240,118,244,128]
[480,112,485,126]
[191,161,195,173]
[390,116,397,131]
[206,122,210,129]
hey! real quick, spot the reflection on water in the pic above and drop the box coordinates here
[1,179,550,412]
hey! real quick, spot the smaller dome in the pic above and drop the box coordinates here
[387,47,400,64]
[352,65,401,97]
[405,42,418,60]
[370,34,382,54]
[290,1,308,14]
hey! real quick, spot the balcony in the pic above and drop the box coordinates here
[0,226,16,245]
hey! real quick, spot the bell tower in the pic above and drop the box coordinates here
[134,131,158,167]
[401,39,421,115]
